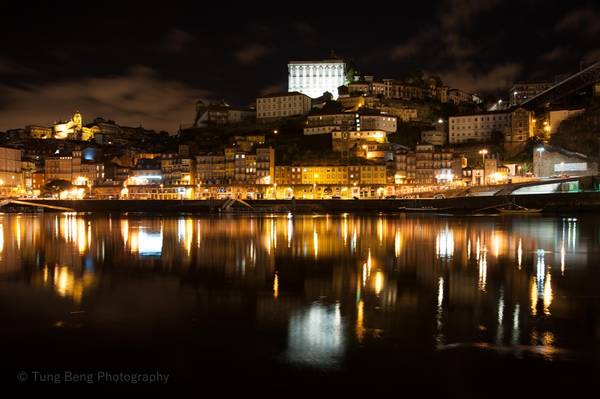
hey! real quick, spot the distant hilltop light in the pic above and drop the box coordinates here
[288,59,346,100]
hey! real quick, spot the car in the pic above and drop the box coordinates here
[433,194,446,199]
[353,196,360,200]
[385,195,397,199]
[331,196,341,199]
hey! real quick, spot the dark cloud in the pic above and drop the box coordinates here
[582,48,600,63]
[161,28,193,53]
[437,62,522,93]
[0,66,209,132]
[233,43,272,66]
[556,5,600,37]
[0,57,34,75]
[389,0,499,63]
[258,83,285,96]
[542,47,566,62]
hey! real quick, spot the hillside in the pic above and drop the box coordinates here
[551,100,600,157]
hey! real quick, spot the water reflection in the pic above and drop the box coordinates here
[0,213,599,367]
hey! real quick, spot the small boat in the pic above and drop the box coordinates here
[496,203,542,214]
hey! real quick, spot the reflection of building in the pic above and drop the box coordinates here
[256,92,312,120]
[288,59,346,99]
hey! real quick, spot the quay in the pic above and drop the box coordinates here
[3,191,600,214]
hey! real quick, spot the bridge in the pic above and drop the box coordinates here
[520,60,600,111]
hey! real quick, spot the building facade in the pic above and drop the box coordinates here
[449,108,533,144]
[256,92,312,120]
[288,60,346,99]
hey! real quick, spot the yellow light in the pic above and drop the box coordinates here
[273,272,279,299]
[374,271,384,295]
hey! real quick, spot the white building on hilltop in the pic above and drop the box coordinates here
[288,60,346,99]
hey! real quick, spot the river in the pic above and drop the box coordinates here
[0,213,599,393]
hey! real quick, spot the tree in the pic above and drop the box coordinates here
[44,180,72,197]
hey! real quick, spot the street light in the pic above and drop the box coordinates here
[478,149,488,185]
[536,147,545,177]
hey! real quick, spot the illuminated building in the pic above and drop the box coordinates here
[53,111,94,140]
[196,155,227,184]
[533,144,598,178]
[26,125,52,139]
[256,92,312,120]
[331,130,388,153]
[305,113,396,135]
[195,147,274,186]
[347,77,425,101]
[543,108,584,137]
[378,105,418,122]
[447,88,475,105]
[161,155,196,186]
[194,100,255,127]
[288,59,346,99]
[128,158,162,185]
[301,166,349,185]
[0,147,23,197]
[449,108,533,145]
[421,130,447,146]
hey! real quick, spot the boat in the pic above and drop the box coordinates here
[403,206,450,213]
[495,203,542,214]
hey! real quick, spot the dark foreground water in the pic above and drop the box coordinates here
[1,212,599,394]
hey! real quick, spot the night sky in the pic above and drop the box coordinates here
[0,1,598,132]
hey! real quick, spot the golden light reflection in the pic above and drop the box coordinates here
[530,276,538,316]
[394,230,402,258]
[374,271,384,295]
[492,233,500,258]
[313,229,318,259]
[0,223,4,256]
[517,238,522,269]
[273,272,279,299]
[478,248,487,292]
[15,217,21,249]
[121,219,129,247]
[436,227,454,259]
[543,272,553,316]
[560,240,565,275]
[356,299,365,343]
[48,265,94,304]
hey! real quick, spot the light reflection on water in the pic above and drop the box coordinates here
[0,213,599,370]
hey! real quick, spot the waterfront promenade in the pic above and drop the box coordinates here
[6,191,600,213]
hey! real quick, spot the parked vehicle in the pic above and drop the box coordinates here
[433,194,446,199]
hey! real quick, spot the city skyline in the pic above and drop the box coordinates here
[0,1,598,132]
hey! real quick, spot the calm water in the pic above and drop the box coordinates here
[1,212,600,393]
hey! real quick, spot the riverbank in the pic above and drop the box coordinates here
[6,191,600,213]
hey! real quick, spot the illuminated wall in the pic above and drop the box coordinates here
[288,60,346,99]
